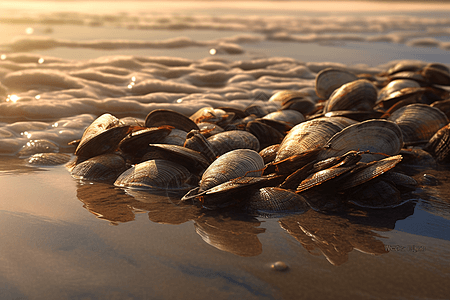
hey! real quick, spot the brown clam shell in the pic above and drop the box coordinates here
[315,68,358,99]
[145,109,199,132]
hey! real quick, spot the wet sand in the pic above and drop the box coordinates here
[1,1,450,299]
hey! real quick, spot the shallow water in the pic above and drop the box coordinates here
[1,1,450,299]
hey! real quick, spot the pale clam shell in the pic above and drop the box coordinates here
[315,68,358,99]
[324,79,378,113]
[199,149,264,192]
[317,119,403,162]
[388,103,449,145]
[274,119,344,163]
[207,130,260,156]
[114,159,196,191]
[72,153,126,182]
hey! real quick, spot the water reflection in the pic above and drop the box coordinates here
[279,204,415,266]
[0,156,46,174]
[126,189,201,225]
[75,179,422,263]
[194,212,265,257]
[76,182,137,224]
[76,182,203,225]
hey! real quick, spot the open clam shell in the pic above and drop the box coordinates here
[145,109,199,132]
[75,113,131,159]
[336,155,403,191]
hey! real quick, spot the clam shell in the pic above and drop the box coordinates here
[72,153,126,182]
[388,103,449,145]
[160,128,188,146]
[207,130,260,156]
[274,119,344,163]
[315,68,358,99]
[421,65,450,86]
[199,149,264,192]
[75,113,130,158]
[280,97,316,116]
[269,90,311,104]
[244,187,310,218]
[425,123,450,163]
[118,126,172,155]
[28,152,71,166]
[186,175,283,209]
[318,119,403,162]
[114,159,196,191]
[296,165,355,193]
[386,61,424,76]
[377,79,421,103]
[347,180,409,209]
[184,130,218,163]
[190,107,235,127]
[337,155,403,190]
[246,120,285,149]
[323,111,383,122]
[262,109,305,126]
[145,109,199,132]
[259,144,280,164]
[244,105,269,118]
[196,122,224,138]
[142,143,210,175]
[376,87,426,110]
[324,79,378,113]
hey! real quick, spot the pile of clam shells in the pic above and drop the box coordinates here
[63,61,450,217]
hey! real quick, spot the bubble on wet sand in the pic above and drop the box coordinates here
[271,261,289,271]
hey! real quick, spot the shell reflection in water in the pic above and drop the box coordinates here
[125,189,201,225]
[244,187,310,218]
[279,210,393,266]
[194,213,265,256]
[76,182,137,224]
[114,159,197,192]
